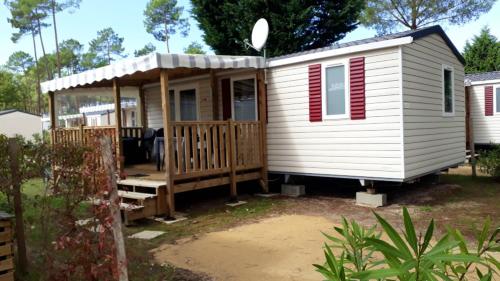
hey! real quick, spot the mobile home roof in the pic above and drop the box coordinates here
[267,25,465,67]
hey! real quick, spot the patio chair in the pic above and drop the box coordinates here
[140,128,156,162]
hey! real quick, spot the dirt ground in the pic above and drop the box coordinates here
[148,166,500,281]
[153,215,337,281]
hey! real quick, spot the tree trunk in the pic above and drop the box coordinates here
[32,31,42,115]
[8,139,28,274]
[36,15,52,80]
[99,136,128,281]
[52,1,61,78]
[164,22,170,53]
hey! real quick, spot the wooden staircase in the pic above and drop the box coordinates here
[117,179,167,225]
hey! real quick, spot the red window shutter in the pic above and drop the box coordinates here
[350,57,365,120]
[485,86,493,116]
[221,78,231,120]
[309,64,322,122]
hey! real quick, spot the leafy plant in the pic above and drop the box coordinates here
[478,145,500,178]
[315,208,500,280]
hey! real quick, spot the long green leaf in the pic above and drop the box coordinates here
[352,268,401,280]
[426,254,482,263]
[403,207,418,255]
[365,237,407,260]
[421,219,434,254]
[478,217,491,253]
[373,211,413,259]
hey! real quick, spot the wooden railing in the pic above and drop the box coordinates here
[52,126,115,150]
[121,127,143,139]
[170,120,262,179]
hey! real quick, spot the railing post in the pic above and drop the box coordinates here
[257,70,269,193]
[228,119,238,202]
[79,124,84,144]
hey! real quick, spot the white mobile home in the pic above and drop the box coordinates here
[465,71,500,145]
[41,25,465,216]
[266,25,465,182]
[0,109,42,140]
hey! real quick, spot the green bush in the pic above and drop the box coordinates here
[315,208,500,281]
[478,145,500,178]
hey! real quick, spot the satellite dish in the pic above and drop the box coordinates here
[251,18,269,52]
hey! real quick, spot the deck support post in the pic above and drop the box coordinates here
[257,70,269,193]
[48,91,56,144]
[160,69,176,218]
[113,78,124,173]
[228,119,238,202]
[139,86,147,129]
[210,70,219,120]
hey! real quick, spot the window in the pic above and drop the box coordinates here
[442,65,454,115]
[323,63,348,119]
[179,89,197,121]
[169,90,175,120]
[232,78,256,121]
[131,111,136,126]
[496,87,500,113]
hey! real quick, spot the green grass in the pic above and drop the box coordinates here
[3,179,285,280]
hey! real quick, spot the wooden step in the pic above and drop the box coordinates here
[118,190,156,200]
[118,179,166,189]
[120,202,144,211]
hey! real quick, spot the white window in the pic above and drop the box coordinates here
[131,111,136,126]
[231,76,257,121]
[442,65,454,116]
[322,62,349,119]
[495,87,500,114]
[168,86,199,121]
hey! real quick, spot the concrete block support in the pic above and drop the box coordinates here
[281,184,305,197]
[356,192,387,207]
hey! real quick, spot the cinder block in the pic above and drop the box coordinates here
[356,192,387,207]
[281,184,305,197]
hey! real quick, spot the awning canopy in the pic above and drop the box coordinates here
[41,53,265,93]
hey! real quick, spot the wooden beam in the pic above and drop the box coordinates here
[228,119,237,201]
[160,69,175,218]
[210,70,219,120]
[139,86,147,129]
[48,91,56,144]
[113,79,123,173]
[257,70,269,193]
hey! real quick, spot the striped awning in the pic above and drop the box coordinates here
[41,53,265,93]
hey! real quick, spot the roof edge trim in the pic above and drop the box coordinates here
[267,37,414,68]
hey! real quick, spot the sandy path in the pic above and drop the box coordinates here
[152,214,340,281]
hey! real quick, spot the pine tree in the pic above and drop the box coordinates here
[464,27,500,73]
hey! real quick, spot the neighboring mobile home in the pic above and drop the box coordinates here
[41,25,465,217]
[0,109,42,140]
[266,25,465,182]
[464,71,500,145]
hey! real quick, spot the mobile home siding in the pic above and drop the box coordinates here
[144,78,213,129]
[469,83,500,144]
[266,47,404,180]
[402,34,465,178]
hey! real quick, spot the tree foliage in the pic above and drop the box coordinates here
[191,0,364,57]
[361,0,497,35]
[134,43,157,57]
[184,41,205,54]
[59,39,84,74]
[464,27,500,74]
[88,28,126,66]
[143,0,189,53]
[5,51,35,73]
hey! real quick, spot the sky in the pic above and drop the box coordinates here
[0,0,499,66]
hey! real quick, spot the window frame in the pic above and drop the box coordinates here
[230,74,258,121]
[442,64,455,117]
[494,86,500,115]
[321,60,350,120]
[168,83,200,121]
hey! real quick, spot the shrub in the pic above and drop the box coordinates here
[315,208,500,281]
[478,145,500,178]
